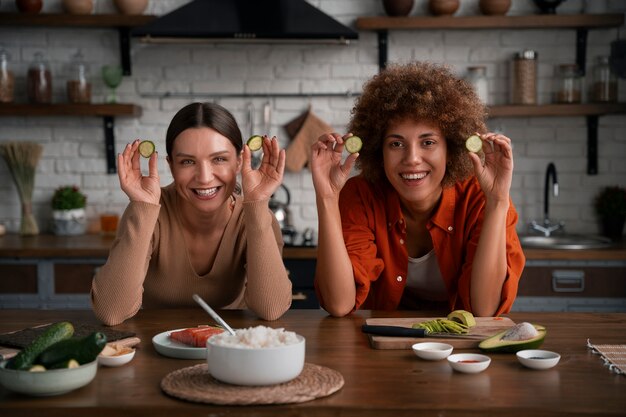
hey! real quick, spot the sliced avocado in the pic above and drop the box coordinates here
[479,323,546,353]
[447,310,476,328]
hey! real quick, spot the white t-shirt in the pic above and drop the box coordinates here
[404,250,447,302]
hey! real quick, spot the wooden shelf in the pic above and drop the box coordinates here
[488,103,626,118]
[0,12,156,27]
[356,13,624,30]
[0,103,142,117]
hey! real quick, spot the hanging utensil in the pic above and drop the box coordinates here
[192,294,236,336]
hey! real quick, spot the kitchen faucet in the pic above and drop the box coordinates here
[530,162,564,236]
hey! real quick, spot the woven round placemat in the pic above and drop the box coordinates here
[161,363,344,405]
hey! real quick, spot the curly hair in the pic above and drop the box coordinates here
[349,62,487,187]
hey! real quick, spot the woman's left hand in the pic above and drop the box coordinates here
[241,136,286,202]
[468,132,514,204]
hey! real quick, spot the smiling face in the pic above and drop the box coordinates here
[383,118,447,211]
[167,127,242,215]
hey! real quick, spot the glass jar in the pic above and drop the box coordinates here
[590,56,617,103]
[27,52,52,104]
[66,50,91,103]
[466,66,489,105]
[511,49,537,105]
[0,48,15,103]
[553,64,582,104]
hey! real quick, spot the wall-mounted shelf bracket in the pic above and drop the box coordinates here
[118,27,132,76]
[377,30,388,71]
[586,115,598,175]
[104,116,117,174]
[576,28,588,76]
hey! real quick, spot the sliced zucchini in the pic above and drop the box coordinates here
[138,140,156,158]
[29,365,46,372]
[247,135,263,152]
[344,135,362,154]
[465,135,483,153]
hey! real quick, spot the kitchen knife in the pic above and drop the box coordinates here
[361,324,487,339]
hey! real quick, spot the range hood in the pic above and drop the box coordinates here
[132,0,358,44]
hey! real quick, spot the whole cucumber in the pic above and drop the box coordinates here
[6,322,74,370]
[37,331,107,367]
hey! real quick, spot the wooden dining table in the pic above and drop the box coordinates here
[0,308,624,416]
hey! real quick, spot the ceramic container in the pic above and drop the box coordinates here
[206,334,305,386]
[447,353,491,373]
[478,0,511,15]
[62,0,93,14]
[0,360,97,396]
[412,342,453,361]
[382,0,414,17]
[516,350,560,370]
[428,0,460,16]
[113,0,148,15]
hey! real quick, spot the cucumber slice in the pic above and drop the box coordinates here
[29,365,46,372]
[138,140,155,158]
[465,135,483,153]
[247,135,263,152]
[344,135,362,154]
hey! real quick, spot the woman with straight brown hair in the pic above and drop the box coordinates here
[91,102,292,325]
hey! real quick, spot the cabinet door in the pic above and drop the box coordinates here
[283,259,319,309]
[0,264,38,294]
[519,266,626,298]
[54,263,103,294]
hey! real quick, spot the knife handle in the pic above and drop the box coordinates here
[361,324,427,338]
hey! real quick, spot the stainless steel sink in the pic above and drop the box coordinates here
[519,235,613,250]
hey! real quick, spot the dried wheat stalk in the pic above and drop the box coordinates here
[0,141,43,235]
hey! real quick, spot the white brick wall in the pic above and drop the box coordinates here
[0,0,625,238]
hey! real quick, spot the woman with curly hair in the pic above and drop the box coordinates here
[311,62,525,317]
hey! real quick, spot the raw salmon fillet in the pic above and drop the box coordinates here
[169,326,224,347]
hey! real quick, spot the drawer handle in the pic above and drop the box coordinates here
[552,270,585,293]
[292,292,308,301]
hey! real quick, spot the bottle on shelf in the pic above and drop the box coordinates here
[66,50,91,104]
[511,49,537,105]
[553,63,582,104]
[465,66,489,105]
[27,52,52,104]
[589,56,618,103]
[0,48,15,103]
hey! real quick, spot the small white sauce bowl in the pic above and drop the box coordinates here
[447,353,491,374]
[412,342,453,361]
[98,349,136,367]
[516,349,560,370]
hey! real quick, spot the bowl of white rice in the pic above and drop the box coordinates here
[206,325,305,386]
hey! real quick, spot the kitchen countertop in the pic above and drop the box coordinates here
[0,233,624,261]
[1,309,625,416]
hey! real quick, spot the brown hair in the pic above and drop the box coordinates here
[349,62,487,187]
[165,102,243,158]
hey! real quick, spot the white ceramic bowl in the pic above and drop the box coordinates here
[206,334,305,386]
[516,349,561,370]
[412,342,453,361]
[0,359,97,396]
[447,353,491,374]
[98,348,136,367]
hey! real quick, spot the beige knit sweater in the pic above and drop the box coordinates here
[91,184,292,326]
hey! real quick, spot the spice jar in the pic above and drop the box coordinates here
[590,56,617,103]
[511,49,537,105]
[554,64,582,104]
[27,52,52,104]
[465,66,489,105]
[66,50,91,103]
[0,48,15,103]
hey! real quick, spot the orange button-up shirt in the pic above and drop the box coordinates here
[318,175,525,315]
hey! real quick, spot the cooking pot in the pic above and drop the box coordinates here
[269,184,294,231]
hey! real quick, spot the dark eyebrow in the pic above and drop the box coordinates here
[174,150,231,158]
[384,131,439,140]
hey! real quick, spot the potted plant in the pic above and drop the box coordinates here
[51,185,87,235]
[594,185,626,241]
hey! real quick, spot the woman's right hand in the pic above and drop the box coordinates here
[117,140,161,205]
[310,133,359,199]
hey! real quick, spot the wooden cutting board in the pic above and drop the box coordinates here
[365,316,516,350]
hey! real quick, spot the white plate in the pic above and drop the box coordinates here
[152,329,207,360]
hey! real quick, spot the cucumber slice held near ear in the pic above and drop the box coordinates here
[138,140,156,158]
[246,135,263,152]
[465,135,483,153]
[344,135,363,154]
